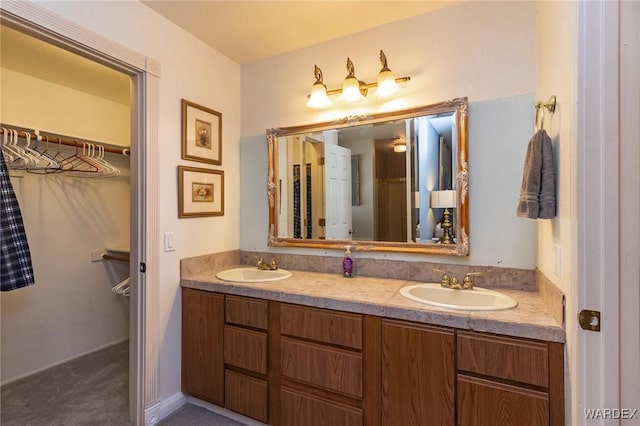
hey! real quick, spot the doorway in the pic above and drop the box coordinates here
[0,4,159,424]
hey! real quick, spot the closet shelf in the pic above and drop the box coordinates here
[103,254,129,263]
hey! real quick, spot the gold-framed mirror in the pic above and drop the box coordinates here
[266,97,469,255]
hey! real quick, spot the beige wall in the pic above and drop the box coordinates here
[536,1,578,423]
[26,0,242,402]
[240,1,539,269]
[1,68,130,146]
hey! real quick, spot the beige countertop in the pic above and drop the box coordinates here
[181,266,565,343]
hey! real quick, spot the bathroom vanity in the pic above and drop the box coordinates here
[181,266,564,426]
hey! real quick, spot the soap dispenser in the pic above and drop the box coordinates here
[342,246,354,278]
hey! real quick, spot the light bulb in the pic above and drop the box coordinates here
[306,82,332,109]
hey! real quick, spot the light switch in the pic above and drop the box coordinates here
[164,232,176,252]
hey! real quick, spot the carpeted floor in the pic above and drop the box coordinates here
[158,404,249,426]
[0,340,131,426]
[1,341,254,425]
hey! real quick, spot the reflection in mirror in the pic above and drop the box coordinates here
[267,98,468,255]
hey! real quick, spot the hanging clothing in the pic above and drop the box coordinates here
[0,150,35,291]
[517,129,556,219]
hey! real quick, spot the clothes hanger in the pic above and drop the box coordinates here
[93,144,120,177]
[2,129,25,167]
[29,134,63,173]
[61,141,100,175]
[0,128,16,163]
[19,131,43,168]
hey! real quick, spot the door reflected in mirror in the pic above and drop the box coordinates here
[267,97,469,256]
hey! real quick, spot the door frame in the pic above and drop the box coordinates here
[575,1,629,424]
[0,3,161,425]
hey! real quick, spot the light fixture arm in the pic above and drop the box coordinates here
[313,65,324,84]
[379,50,391,72]
[345,57,356,79]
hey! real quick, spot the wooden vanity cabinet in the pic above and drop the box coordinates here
[381,319,455,425]
[456,331,564,426]
[223,295,269,423]
[181,290,269,422]
[181,288,224,405]
[278,303,378,426]
[182,289,564,426]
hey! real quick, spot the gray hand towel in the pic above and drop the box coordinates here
[517,129,556,219]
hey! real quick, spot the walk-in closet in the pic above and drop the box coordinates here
[1,24,133,423]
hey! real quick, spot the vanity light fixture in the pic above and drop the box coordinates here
[305,65,333,109]
[306,50,410,109]
[338,58,366,103]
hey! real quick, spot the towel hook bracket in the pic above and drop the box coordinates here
[534,95,556,131]
[535,95,556,113]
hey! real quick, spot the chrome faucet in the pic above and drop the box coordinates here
[256,257,279,270]
[433,269,482,290]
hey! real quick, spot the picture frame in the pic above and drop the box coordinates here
[181,99,222,165]
[178,166,224,218]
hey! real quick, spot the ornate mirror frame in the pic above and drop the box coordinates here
[266,97,469,255]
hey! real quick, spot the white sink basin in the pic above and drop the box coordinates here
[399,283,518,311]
[215,267,292,283]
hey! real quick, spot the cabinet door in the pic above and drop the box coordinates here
[281,387,363,426]
[225,370,268,423]
[457,375,549,426]
[381,320,454,425]
[181,288,224,405]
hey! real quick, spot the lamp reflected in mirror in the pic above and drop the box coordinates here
[393,137,406,153]
[431,190,457,244]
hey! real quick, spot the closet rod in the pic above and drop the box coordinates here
[0,125,130,156]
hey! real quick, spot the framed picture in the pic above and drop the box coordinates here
[181,99,222,165]
[178,166,224,217]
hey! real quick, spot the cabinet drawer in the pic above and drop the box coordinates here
[281,387,363,426]
[225,296,268,330]
[223,325,267,374]
[281,304,362,349]
[457,375,549,426]
[225,370,268,423]
[281,337,362,397]
[457,331,549,387]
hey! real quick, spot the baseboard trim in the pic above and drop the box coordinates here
[145,392,187,425]
[187,396,267,426]
[0,338,129,387]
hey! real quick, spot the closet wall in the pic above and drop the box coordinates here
[0,26,131,384]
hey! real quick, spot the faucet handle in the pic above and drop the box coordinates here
[463,272,482,289]
[433,268,451,287]
[270,259,278,270]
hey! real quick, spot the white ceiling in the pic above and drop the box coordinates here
[142,1,461,64]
